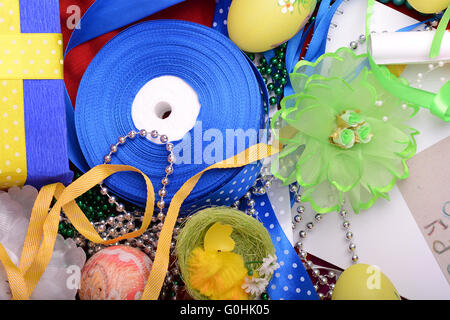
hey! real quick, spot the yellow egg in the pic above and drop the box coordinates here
[407,0,449,14]
[332,264,401,300]
[227,0,317,53]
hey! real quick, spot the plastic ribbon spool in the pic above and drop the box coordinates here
[74,20,267,213]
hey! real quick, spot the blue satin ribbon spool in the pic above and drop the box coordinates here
[64,0,186,173]
[74,20,266,211]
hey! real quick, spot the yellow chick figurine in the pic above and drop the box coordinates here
[187,222,249,300]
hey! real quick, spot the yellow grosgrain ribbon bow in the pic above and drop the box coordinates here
[0,143,279,300]
[0,0,64,189]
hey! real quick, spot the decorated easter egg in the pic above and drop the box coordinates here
[332,264,401,300]
[227,0,317,52]
[407,0,449,14]
[79,245,152,300]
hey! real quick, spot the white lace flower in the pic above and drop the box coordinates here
[278,0,295,14]
[258,254,280,277]
[242,276,269,296]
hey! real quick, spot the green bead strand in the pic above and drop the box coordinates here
[66,229,74,238]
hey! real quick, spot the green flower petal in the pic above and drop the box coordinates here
[347,182,379,214]
[295,139,326,187]
[360,119,413,158]
[363,72,419,122]
[304,79,353,112]
[285,104,336,143]
[289,73,309,95]
[293,47,368,82]
[279,92,318,114]
[271,142,305,185]
[371,155,408,180]
[302,181,342,214]
[327,151,362,192]
[361,158,398,192]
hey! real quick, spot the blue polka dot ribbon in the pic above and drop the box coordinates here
[212,0,232,36]
[246,192,318,300]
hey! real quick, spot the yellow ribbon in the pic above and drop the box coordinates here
[0,143,279,299]
[0,0,64,190]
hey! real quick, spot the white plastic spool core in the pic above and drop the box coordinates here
[131,76,201,143]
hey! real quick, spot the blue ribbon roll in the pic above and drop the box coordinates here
[74,20,266,210]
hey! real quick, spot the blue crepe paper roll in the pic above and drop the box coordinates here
[19,0,73,188]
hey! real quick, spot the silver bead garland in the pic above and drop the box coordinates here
[70,128,182,299]
[292,191,361,299]
[100,129,175,220]
[231,170,275,217]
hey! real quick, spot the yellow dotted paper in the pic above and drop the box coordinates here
[0,0,21,34]
[0,34,64,79]
[0,79,26,188]
[0,0,63,189]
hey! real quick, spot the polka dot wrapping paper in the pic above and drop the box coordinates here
[0,0,73,190]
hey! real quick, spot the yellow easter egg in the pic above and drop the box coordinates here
[332,264,401,300]
[407,0,450,14]
[227,0,317,52]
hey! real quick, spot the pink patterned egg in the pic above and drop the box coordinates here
[79,245,152,300]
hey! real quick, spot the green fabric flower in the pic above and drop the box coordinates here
[271,48,419,213]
